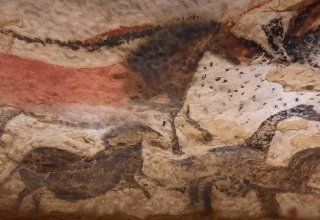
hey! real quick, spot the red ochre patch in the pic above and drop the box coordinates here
[287,206,298,218]
[0,53,139,107]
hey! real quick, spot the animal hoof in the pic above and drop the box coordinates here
[203,132,213,142]
[143,189,151,199]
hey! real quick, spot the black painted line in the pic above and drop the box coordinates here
[0,26,162,52]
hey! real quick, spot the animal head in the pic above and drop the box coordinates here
[102,122,162,147]
[125,20,221,106]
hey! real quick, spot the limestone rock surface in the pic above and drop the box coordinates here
[0,0,319,219]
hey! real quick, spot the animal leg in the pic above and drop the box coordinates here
[188,178,213,215]
[14,187,36,212]
[169,112,183,155]
[255,189,280,218]
[189,179,201,210]
[125,175,151,199]
[14,169,46,213]
[138,184,151,199]
[32,189,44,215]
[134,176,152,199]
[185,105,213,143]
[201,182,213,215]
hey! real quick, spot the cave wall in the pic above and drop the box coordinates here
[0,0,319,219]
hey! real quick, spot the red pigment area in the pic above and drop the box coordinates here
[0,53,138,107]
[293,2,320,37]
[287,206,298,218]
[84,24,154,45]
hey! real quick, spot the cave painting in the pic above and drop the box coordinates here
[0,1,319,219]
[1,105,320,218]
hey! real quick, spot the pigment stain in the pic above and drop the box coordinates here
[287,206,298,218]
[0,53,142,106]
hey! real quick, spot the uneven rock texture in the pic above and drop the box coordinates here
[0,0,319,219]
[267,64,320,92]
